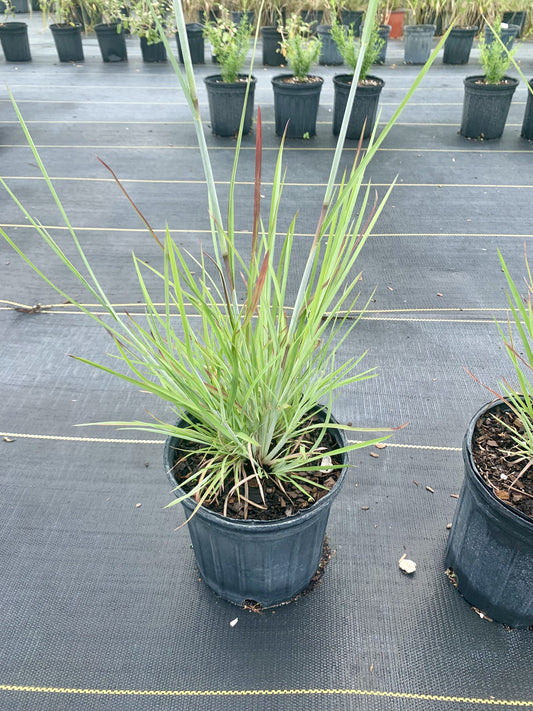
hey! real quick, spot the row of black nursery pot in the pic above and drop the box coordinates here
[0,20,203,64]
[206,72,533,143]
[205,72,385,140]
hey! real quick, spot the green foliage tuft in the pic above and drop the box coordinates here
[278,14,322,82]
[330,17,384,78]
[479,20,518,84]
[203,7,252,83]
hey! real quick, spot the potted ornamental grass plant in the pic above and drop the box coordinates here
[1,0,445,608]
[460,18,519,140]
[272,13,323,138]
[330,9,385,139]
[446,248,533,628]
[0,0,32,62]
[203,7,254,136]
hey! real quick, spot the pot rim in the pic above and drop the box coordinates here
[333,73,385,87]
[463,399,533,528]
[204,73,257,87]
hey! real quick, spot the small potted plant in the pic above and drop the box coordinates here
[0,0,32,62]
[175,0,205,65]
[272,13,323,138]
[123,0,173,62]
[260,0,284,66]
[446,248,533,628]
[93,0,128,62]
[331,10,385,139]
[403,22,436,64]
[382,0,405,38]
[336,0,364,33]
[202,7,254,136]
[443,24,478,65]
[40,0,85,62]
[460,20,519,140]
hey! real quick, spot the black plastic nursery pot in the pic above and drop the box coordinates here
[521,80,533,140]
[484,23,520,50]
[140,37,167,63]
[445,400,533,628]
[299,9,322,34]
[0,21,31,62]
[333,74,384,139]
[375,24,391,64]
[164,412,348,608]
[176,23,204,64]
[272,74,324,138]
[460,75,518,140]
[361,23,391,64]
[502,11,527,37]
[317,25,343,66]
[231,10,254,26]
[340,10,363,33]
[404,24,436,64]
[261,26,283,66]
[94,23,127,62]
[204,74,256,137]
[442,26,477,65]
[50,23,84,62]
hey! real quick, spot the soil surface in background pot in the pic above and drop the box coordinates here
[279,75,323,85]
[169,417,343,521]
[472,405,533,518]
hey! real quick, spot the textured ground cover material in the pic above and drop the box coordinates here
[1,13,533,711]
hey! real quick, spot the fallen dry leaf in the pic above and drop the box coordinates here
[375,443,387,450]
[369,452,379,459]
[3,437,15,443]
[399,554,417,575]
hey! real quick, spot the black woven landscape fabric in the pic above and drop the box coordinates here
[1,17,533,711]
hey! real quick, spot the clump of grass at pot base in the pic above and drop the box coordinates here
[0,0,450,521]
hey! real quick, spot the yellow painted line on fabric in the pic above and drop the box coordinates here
[2,143,532,155]
[0,683,531,705]
[3,175,532,189]
[0,301,510,314]
[2,225,532,239]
